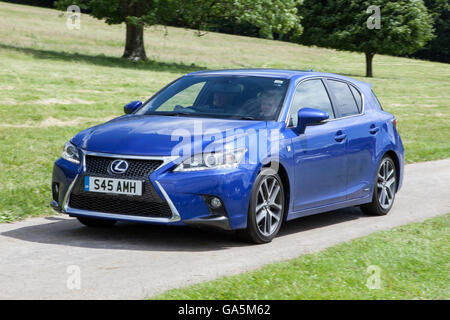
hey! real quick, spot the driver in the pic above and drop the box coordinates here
[239,89,283,119]
[260,89,283,118]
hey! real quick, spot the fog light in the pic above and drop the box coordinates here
[52,182,60,202]
[210,197,222,209]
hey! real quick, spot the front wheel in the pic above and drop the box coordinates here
[237,170,285,244]
[361,156,397,216]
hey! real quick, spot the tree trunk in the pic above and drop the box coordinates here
[365,52,374,77]
[123,23,147,61]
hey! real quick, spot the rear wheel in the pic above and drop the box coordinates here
[361,156,397,216]
[77,217,117,227]
[237,170,285,244]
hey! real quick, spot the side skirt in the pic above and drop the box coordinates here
[286,196,372,221]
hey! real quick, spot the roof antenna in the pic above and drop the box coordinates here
[308,68,313,72]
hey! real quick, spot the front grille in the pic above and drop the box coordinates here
[69,193,172,218]
[85,156,163,177]
[68,155,173,218]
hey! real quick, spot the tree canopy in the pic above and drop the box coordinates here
[412,0,449,63]
[55,0,303,60]
[299,0,434,77]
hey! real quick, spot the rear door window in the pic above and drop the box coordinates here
[327,80,360,118]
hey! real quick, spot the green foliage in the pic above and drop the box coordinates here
[54,0,170,26]
[299,0,434,56]
[412,0,449,62]
[55,0,303,39]
[227,0,303,39]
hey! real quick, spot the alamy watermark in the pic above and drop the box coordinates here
[66,265,81,290]
[66,5,81,30]
[366,5,381,30]
[366,265,382,289]
[169,120,280,175]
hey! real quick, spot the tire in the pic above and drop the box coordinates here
[237,170,285,244]
[361,155,397,216]
[77,216,117,227]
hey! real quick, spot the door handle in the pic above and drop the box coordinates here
[369,124,380,134]
[334,131,347,142]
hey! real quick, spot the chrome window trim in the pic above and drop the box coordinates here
[282,76,366,128]
[62,151,181,222]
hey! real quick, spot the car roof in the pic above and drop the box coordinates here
[186,68,371,90]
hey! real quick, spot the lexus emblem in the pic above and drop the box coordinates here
[110,159,129,174]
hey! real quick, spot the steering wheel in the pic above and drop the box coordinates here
[173,105,195,113]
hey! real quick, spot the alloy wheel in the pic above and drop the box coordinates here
[255,176,283,237]
[376,158,396,210]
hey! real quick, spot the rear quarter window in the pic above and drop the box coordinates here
[371,90,384,110]
[349,85,362,112]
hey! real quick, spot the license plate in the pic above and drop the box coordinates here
[84,176,143,196]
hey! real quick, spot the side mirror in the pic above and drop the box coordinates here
[297,107,329,134]
[124,101,142,114]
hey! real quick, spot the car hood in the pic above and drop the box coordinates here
[72,115,267,156]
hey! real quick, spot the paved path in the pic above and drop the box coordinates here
[0,159,449,299]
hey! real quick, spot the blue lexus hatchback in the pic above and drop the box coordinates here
[51,69,404,243]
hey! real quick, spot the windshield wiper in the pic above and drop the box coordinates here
[143,112,259,120]
[235,116,257,120]
[144,111,200,117]
[162,112,196,116]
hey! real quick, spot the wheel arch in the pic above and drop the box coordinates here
[383,150,400,192]
[261,161,291,220]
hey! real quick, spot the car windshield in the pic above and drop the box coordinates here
[136,75,290,121]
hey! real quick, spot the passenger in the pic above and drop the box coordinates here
[209,82,241,112]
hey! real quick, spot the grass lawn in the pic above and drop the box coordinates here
[152,213,450,300]
[0,2,449,222]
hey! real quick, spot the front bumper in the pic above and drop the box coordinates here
[51,150,256,230]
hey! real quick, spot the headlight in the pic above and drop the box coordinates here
[62,141,80,164]
[174,148,246,172]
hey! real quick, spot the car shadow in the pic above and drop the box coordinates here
[1,207,366,252]
[0,44,206,74]
[1,216,241,252]
[278,206,365,237]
